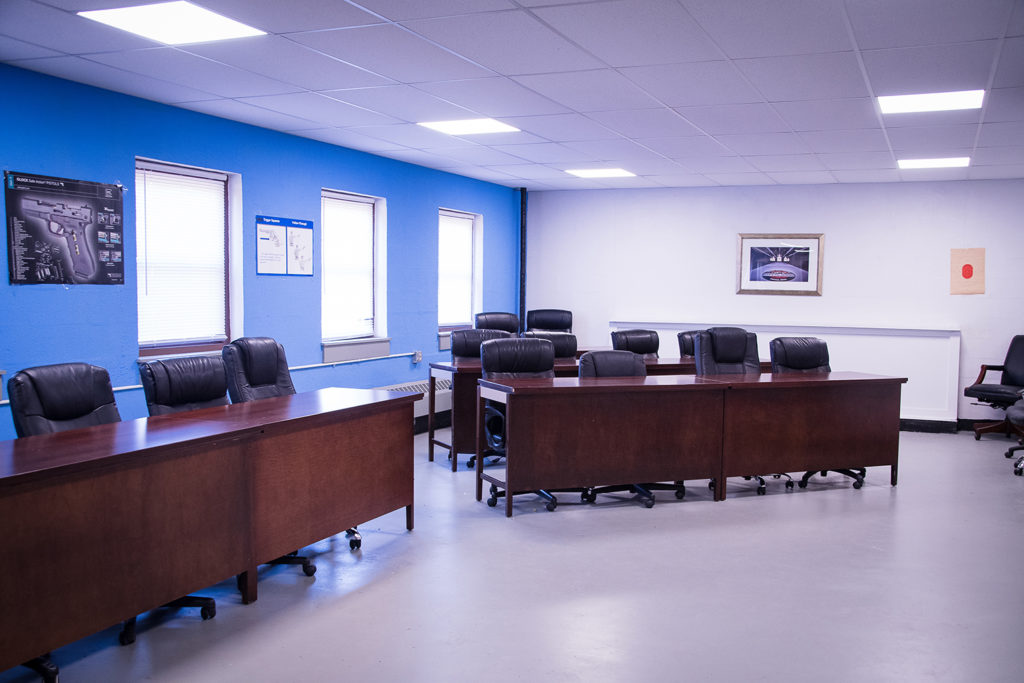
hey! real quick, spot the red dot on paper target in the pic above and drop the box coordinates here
[962,264,974,279]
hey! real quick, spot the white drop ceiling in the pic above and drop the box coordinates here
[1,0,1022,190]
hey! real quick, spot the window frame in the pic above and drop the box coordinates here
[437,207,482,332]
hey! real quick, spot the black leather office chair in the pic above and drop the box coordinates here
[611,329,659,359]
[139,355,230,415]
[523,330,577,358]
[7,362,216,650]
[578,350,686,507]
[451,328,512,358]
[677,330,700,358]
[526,308,572,332]
[1006,399,1024,475]
[769,337,865,490]
[480,337,564,511]
[474,312,520,335]
[963,335,1024,440]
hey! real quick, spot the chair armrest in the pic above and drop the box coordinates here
[973,364,1005,385]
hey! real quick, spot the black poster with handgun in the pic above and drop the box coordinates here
[5,170,124,285]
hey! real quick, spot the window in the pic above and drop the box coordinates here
[437,209,480,328]
[321,190,386,342]
[136,160,229,355]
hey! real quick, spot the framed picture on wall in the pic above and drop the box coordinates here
[737,233,823,296]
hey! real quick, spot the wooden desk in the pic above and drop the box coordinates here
[427,356,739,471]
[0,387,417,675]
[474,372,904,516]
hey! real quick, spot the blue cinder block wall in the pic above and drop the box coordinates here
[0,65,521,440]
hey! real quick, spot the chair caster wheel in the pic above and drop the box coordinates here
[487,496,498,507]
[756,486,766,495]
[643,498,655,508]
[798,481,808,489]
[853,480,863,490]
[580,491,596,504]
[785,480,794,489]
[546,501,557,512]
[200,605,216,620]
[118,629,135,646]
[674,489,685,499]
[708,480,715,490]
[302,562,317,577]
[1006,450,1014,458]
[466,458,475,469]
[975,434,981,440]
[350,538,361,550]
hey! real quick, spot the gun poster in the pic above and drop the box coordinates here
[5,170,124,285]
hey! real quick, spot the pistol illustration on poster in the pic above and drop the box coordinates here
[21,198,96,278]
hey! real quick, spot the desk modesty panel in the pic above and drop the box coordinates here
[475,373,905,517]
[0,387,418,675]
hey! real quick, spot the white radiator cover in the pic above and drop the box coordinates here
[376,379,451,419]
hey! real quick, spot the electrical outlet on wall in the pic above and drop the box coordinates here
[413,351,422,363]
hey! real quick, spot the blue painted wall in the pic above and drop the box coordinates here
[0,65,521,440]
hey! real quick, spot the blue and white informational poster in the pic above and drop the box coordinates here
[255,215,313,276]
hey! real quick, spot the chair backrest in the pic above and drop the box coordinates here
[222,337,296,403]
[1001,335,1024,386]
[139,356,230,416]
[694,327,760,375]
[579,350,647,378]
[526,308,572,333]
[474,312,520,335]
[769,337,831,374]
[677,330,700,357]
[450,329,512,359]
[480,338,555,380]
[611,329,659,359]
[522,331,578,358]
[7,362,121,436]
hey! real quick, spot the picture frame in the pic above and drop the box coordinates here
[737,233,823,296]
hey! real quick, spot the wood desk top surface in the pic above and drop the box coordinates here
[0,387,420,487]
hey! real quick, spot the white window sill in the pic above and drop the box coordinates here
[322,337,391,363]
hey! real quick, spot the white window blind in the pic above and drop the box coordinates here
[136,164,227,347]
[438,210,476,326]
[322,192,375,339]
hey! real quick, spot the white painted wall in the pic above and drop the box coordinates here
[526,180,1024,421]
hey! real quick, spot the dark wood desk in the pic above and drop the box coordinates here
[474,372,904,517]
[0,387,417,675]
[427,356,743,471]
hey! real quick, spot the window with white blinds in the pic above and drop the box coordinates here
[136,162,228,351]
[437,209,477,327]
[321,191,376,340]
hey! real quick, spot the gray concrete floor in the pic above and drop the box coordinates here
[4,430,1023,682]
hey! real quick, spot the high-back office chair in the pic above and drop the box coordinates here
[523,330,578,358]
[769,337,864,490]
[479,337,564,511]
[611,329,659,359]
[474,312,520,335]
[7,362,216,650]
[451,328,512,358]
[577,350,686,507]
[677,330,700,358]
[526,308,572,333]
[139,355,230,415]
[963,335,1024,441]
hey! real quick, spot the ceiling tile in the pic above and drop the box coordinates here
[621,61,762,106]
[323,84,476,122]
[650,174,719,187]
[886,124,979,152]
[493,142,600,164]
[676,155,757,173]
[799,128,891,153]
[704,172,776,186]
[880,108,982,128]
[289,25,491,83]
[817,151,896,170]
[182,36,393,91]
[766,170,837,184]
[831,168,902,183]
[734,52,870,101]
[968,163,1024,179]
[978,121,1024,146]
[199,0,383,33]
[563,138,666,160]
[533,0,721,67]
[405,10,603,75]
[513,70,663,112]
[87,48,300,98]
[675,103,790,135]
[0,0,155,53]
[238,92,399,127]
[747,155,825,172]
[381,148,465,167]
[420,145,527,165]
[773,98,881,131]
[349,123,481,148]
[485,164,573,180]
[846,0,1012,50]
[586,109,701,138]
[417,77,569,117]
[971,145,1024,165]
[984,87,1024,122]
[638,136,736,158]
[682,0,852,58]
[181,99,324,131]
[354,0,515,21]
[862,42,998,95]
[294,127,409,152]
[899,167,970,181]
[993,36,1024,87]
[713,132,811,155]
[0,35,60,60]
[500,113,618,141]
[618,158,694,175]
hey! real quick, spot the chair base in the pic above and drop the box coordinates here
[486,484,562,512]
[22,655,58,683]
[467,449,505,470]
[587,481,687,507]
[797,468,865,490]
[269,551,316,576]
[972,418,1024,441]
[118,595,216,645]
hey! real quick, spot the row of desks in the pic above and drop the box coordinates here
[475,372,906,517]
[0,387,418,674]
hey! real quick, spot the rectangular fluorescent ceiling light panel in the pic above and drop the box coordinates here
[878,90,984,114]
[417,119,519,135]
[565,168,636,178]
[897,157,970,169]
[79,1,265,44]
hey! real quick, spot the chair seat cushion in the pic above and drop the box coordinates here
[964,383,1022,404]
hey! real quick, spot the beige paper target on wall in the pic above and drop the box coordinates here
[950,248,985,295]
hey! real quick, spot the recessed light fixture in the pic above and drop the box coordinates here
[78,1,265,45]
[565,168,636,178]
[878,90,984,114]
[417,119,520,135]
[897,157,971,169]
